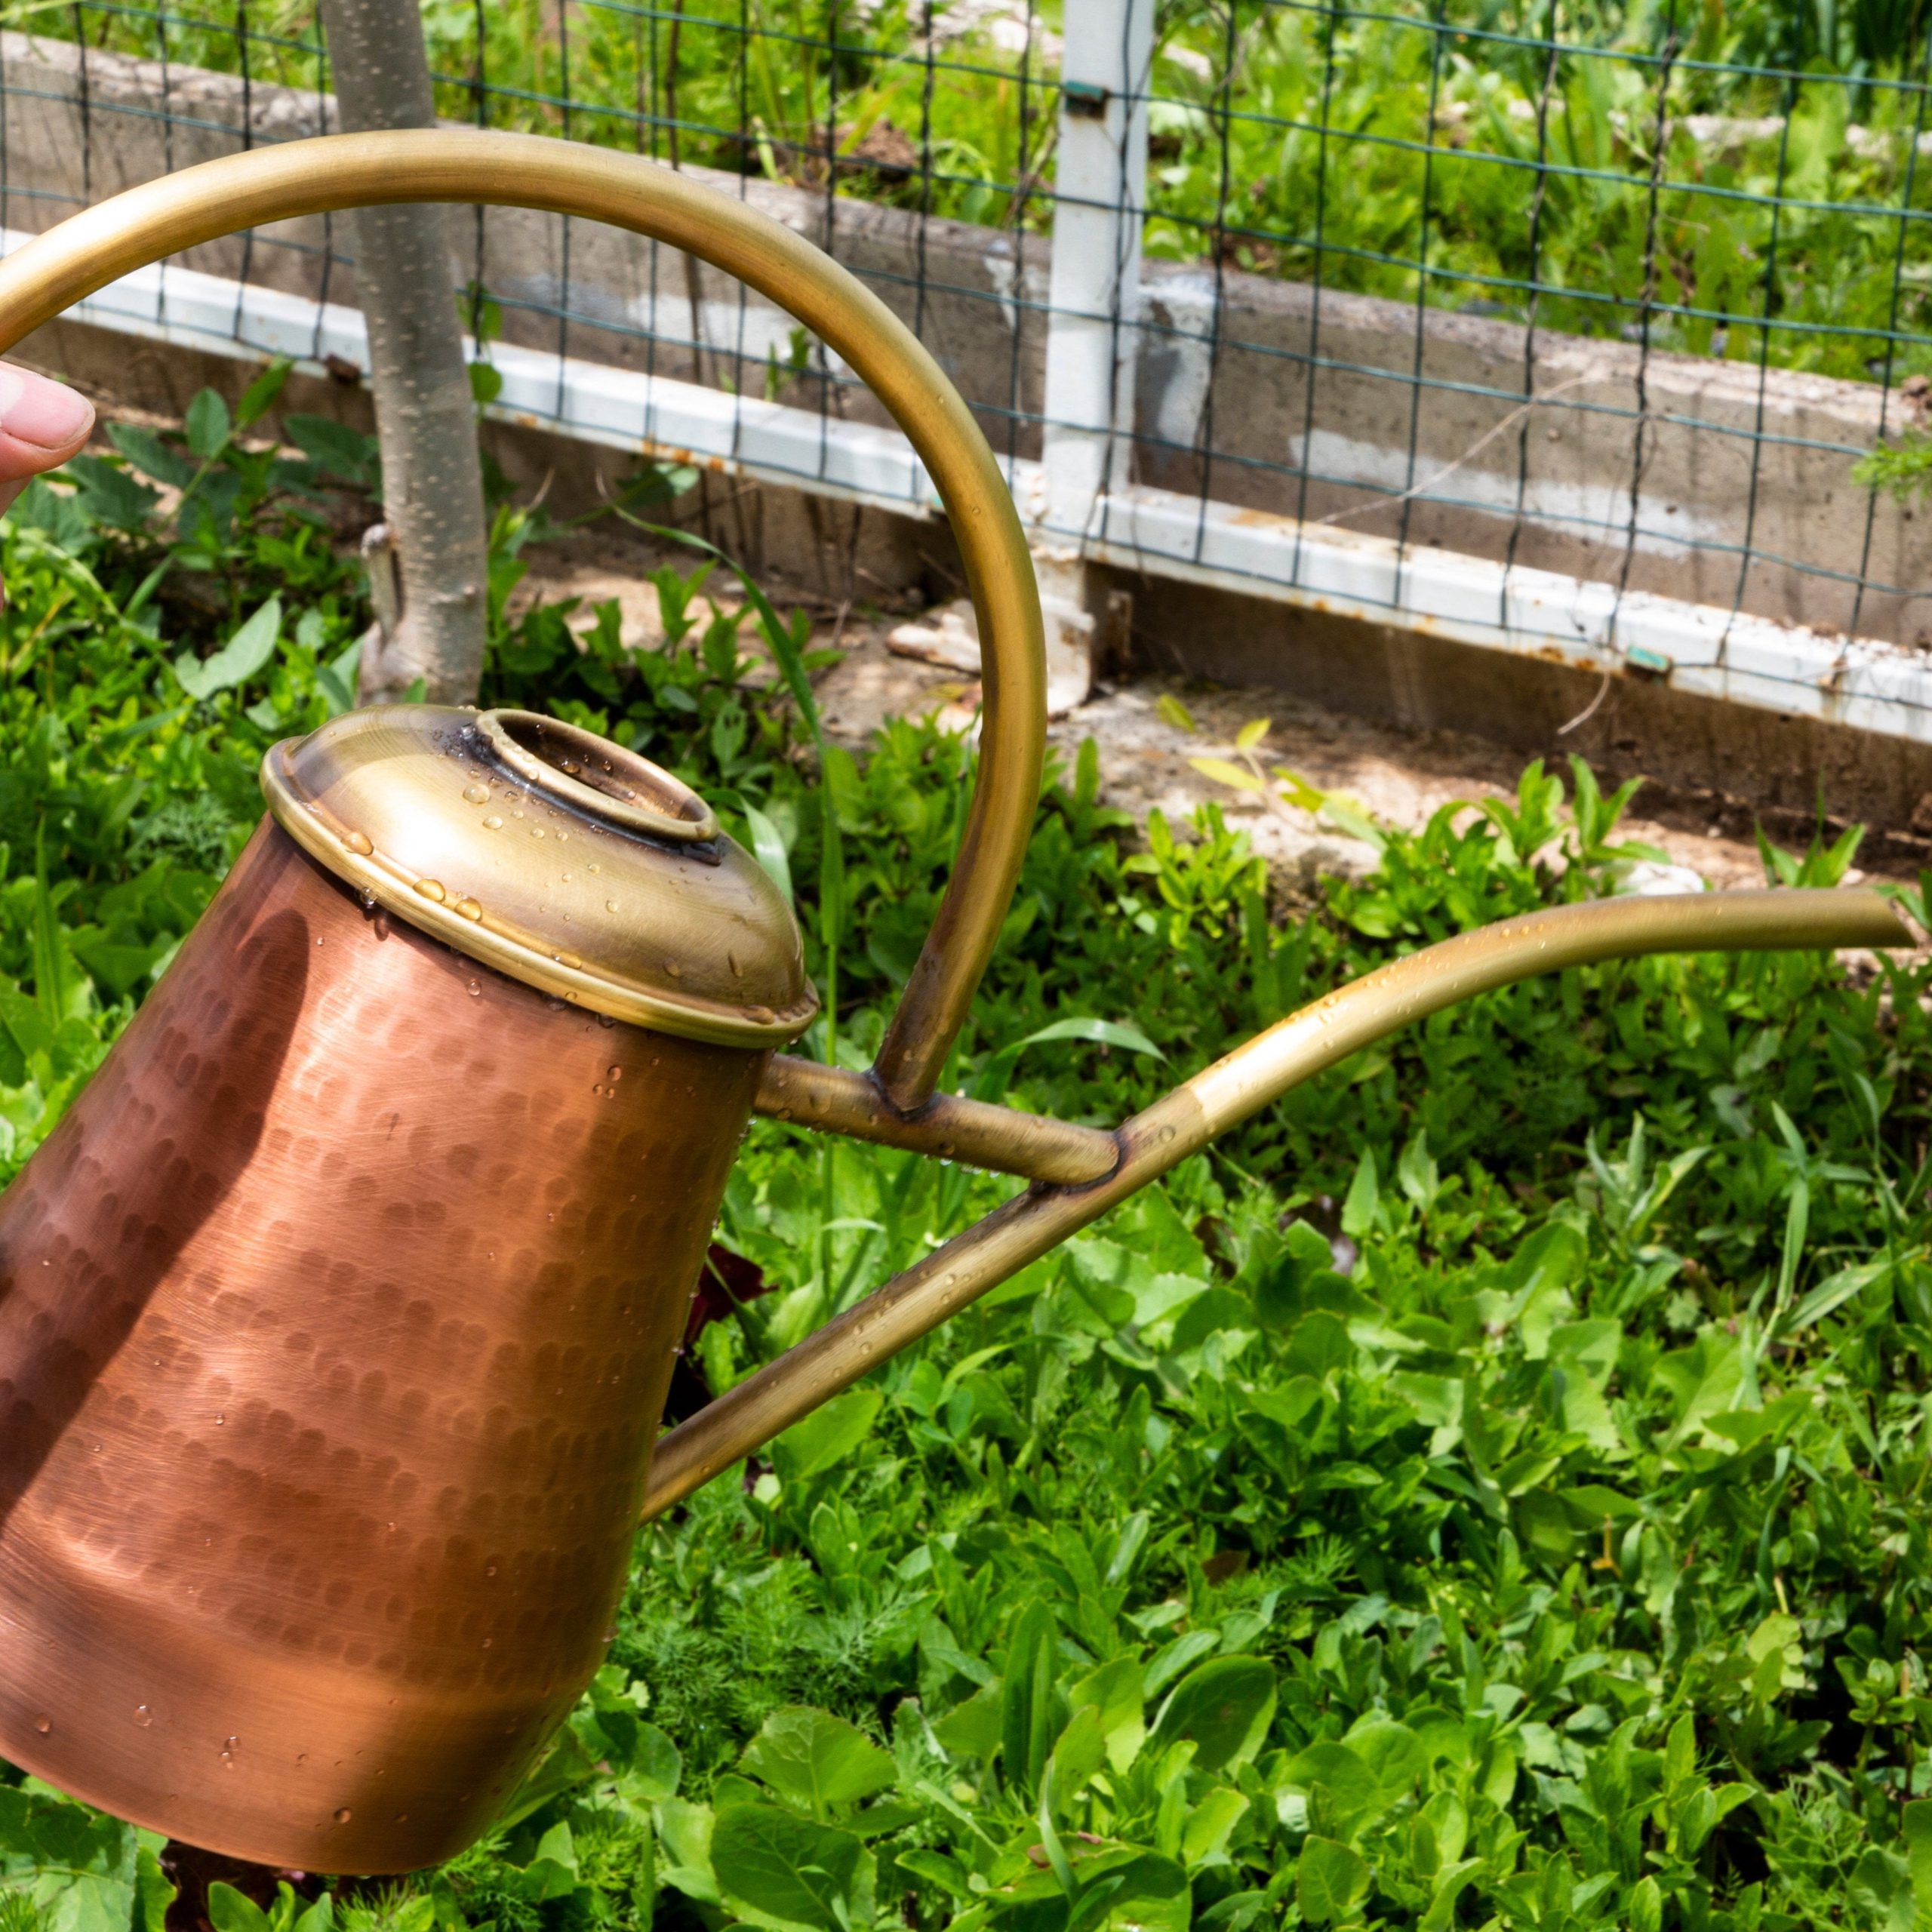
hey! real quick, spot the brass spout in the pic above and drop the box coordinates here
[641,884,1912,1520]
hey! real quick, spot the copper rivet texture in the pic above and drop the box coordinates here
[0,823,764,1872]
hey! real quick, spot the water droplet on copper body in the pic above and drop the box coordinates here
[467,980,481,997]
[33,1715,51,1734]
[334,1807,352,1825]
[415,879,447,903]
[607,1066,622,1081]
[134,1705,152,1727]
[342,831,373,857]
[463,783,490,804]
[357,888,377,911]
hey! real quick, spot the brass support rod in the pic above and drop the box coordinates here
[0,128,1046,1112]
[756,1055,1120,1185]
[642,887,1911,1520]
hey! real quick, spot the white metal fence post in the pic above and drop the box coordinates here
[1032,0,1153,713]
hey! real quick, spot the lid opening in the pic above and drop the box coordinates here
[476,710,718,843]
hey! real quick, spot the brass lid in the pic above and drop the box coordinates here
[261,705,816,1047]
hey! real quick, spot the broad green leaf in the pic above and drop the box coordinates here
[771,1386,881,1482]
[1281,1740,1385,1837]
[0,1789,142,1932]
[1044,1703,1107,1806]
[1149,1657,1276,1774]
[185,389,231,460]
[1001,1599,1063,1800]
[1903,1798,1932,1915]
[175,597,281,700]
[235,358,292,429]
[1297,1837,1371,1923]
[1068,1656,1146,1773]
[1345,1717,1426,1792]
[525,1822,580,1903]
[743,803,795,905]
[1181,1786,1248,1865]
[656,1797,719,1906]
[740,1706,897,1817]
[205,1884,269,1932]
[1189,755,1265,794]
[711,1802,874,1932]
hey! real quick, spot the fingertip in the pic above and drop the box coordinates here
[0,367,94,480]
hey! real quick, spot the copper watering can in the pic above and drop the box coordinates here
[0,128,1910,1875]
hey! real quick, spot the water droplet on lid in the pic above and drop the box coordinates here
[358,888,377,911]
[531,828,546,840]
[483,814,503,830]
[135,1705,152,1727]
[33,1715,51,1734]
[343,831,374,857]
[602,1627,617,1644]
[588,863,601,875]
[606,900,620,913]
[748,1006,775,1024]
[463,783,490,804]
[334,1807,352,1825]
[556,830,569,842]
[415,879,447,903]
[455,897,483,921]
[560,758,581,776]
[728,952,743,977]
[664,961,683,978]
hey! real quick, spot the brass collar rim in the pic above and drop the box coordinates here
[475,709,719,844]
[260,742,817,1048]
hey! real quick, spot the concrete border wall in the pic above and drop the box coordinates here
[1,29,1922,646]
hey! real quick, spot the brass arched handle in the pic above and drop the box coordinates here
[0,128,1046,1110]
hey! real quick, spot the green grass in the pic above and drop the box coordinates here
[26,0,1932,385]
[12,378,1932,1929]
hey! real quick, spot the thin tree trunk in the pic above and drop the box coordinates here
[319,0,489,705]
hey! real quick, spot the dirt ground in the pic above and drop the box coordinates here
[518,537,1869,902]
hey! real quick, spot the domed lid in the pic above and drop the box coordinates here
[261,705,815,1048]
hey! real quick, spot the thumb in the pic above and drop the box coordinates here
[0,364,95,516]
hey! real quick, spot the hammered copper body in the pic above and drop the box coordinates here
[0,821,762,1872]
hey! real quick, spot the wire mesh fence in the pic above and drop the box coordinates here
[6,0,1932,678]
